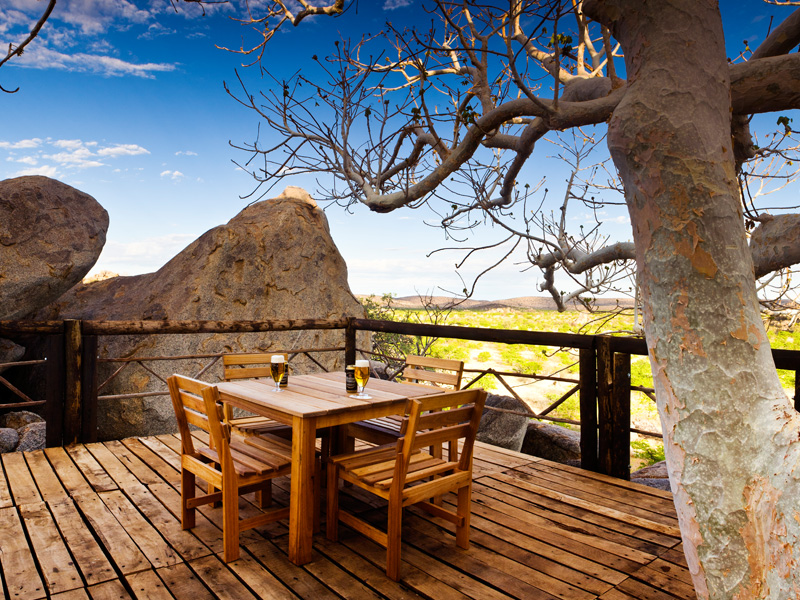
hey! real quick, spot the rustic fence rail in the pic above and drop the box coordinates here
[1,316,799,480]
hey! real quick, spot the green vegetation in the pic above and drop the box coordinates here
[362,299,800,472]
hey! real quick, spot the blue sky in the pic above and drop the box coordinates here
[1,1,796,301]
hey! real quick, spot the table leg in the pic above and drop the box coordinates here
[289,415,317,565]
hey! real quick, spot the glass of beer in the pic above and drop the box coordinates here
[354,359,371,399]
[270,355,285,392]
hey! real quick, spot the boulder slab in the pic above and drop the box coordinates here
[0,176,108,320]
[521,421,582,465]
[476,393,531,452]
[35,187,367,440]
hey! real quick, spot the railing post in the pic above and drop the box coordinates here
[81,335,98,443]
[579,346,598,472]
[611,352,631,480]
[596,335,615,477]
[795,367,800,413]
[345,318,356,366]
[44,333,65,447]
[63,319,83,446]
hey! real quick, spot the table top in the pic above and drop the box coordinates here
[217,371,439,419]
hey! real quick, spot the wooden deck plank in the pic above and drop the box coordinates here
[73,492,151,575]
[0,455,12,508]
[0,506,47,599]
[98,489,182,570]
[0,438,693,600]
[125,569,174,600]
[25,450,70,504]
[2,451,42,505]
[19,501,83,595]
[87,579,132,600]
[189,555,260,600]
[49,499,117,586]
[44,446,91,496]
[66,444,118,492]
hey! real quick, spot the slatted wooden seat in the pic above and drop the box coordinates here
[168,374,292,563]
[347,355,465,446]
[222,353,294,438]
[327,388,487,580]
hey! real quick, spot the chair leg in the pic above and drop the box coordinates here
[222,476,240,563]
[386,502,403,581]
[313,462,322,534]
[181,469,196,530]
[456,483,471,549]
[256,481,272,509]
[326,462,339,542]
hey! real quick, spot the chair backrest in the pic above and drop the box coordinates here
[223,352,290,381]
[401,355,464,389]
[168,374,229,457]
[396,388,487,481]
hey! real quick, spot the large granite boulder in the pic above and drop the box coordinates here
[476,393,530,452]
[631,460,672,491]
[0,339,24,374]
[0,176,108,320]
[521,421,582,465]
[35,187,367,440]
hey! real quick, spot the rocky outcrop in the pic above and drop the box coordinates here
[0,176,108,320]
[0,339,24,374]
[476,393,531,452]
[34,187,367,440]
[521,421,582,465]
[0,411,44,452]
[631,460,672,491]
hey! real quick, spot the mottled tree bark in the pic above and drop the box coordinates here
[584,0,800,598]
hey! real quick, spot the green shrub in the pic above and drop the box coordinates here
[631,438,665,467]
[477,351,491,362]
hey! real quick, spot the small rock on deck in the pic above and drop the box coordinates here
[0,436,693,599]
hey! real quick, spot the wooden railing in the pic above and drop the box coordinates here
[2,317,800,480]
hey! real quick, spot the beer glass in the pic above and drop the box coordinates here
[270,355,285,392]
[354,359,371,399]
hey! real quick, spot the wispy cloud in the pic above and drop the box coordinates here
[14,47,177,78]
[0,138,151,177]
[98,144,150,157]
[175,150,198,156]
[160,170,184,180]
[12,165,59,178]
[383,0,412,9]
[0,138,43,149]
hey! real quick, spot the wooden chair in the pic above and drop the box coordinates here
[327,388,487,581]
[346,355,465,446]
[168,374,292,563]
[222,353,293,438]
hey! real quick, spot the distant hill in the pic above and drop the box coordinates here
[356,294,635,311]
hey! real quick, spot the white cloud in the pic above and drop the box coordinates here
[160,170,184,180]
[53,139,88,150]
[98,144,150,157]
[90,233,197,275]
[14,47,177,79]
[12,165,59,178]
[0,138,43,149]
[175,150,197,156]
[44,146,105,169]
[383,0,412,8]
[7,156,38,165]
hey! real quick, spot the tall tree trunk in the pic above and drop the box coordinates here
[584,0,800,598]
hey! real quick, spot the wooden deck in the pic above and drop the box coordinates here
[0,435,694,599]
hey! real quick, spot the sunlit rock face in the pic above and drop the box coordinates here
[36,187,367,440]
[0,176,108,320]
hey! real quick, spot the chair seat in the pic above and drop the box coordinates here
[345,415,403,446]
[331,443,461,491]
[197,433,292,477]
[229,415,293,438]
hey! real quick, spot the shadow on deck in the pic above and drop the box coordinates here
[0,437,693,599]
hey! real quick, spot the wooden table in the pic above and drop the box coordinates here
[216,372,439,566]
